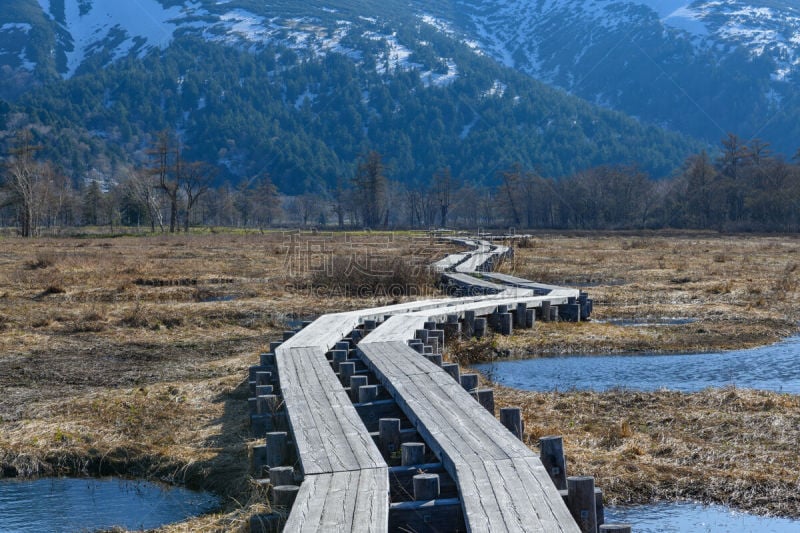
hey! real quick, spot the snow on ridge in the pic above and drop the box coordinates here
[1,23,33,31]
[365,30,459,86]
[420,13,484,57]
[60,0,185,77]
[218,9,274,43]
[36,0,51,19]
[483,80,506,98]
[663,6,709,36]
[0,23,36,70]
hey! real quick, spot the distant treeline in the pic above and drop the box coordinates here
[1,131,799,235]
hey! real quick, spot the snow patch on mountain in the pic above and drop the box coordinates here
[365,31,459,86]
[0,23,36,70]
[21,1,463,85]
[39,0,184,76]
[216,10,273,43]
[452,0,800,86]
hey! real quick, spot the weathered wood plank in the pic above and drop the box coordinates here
[352,467,391,532]
[275,345,384,475]
[359,330,580,532]
[283,469,390,532]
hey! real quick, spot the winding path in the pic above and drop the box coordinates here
[252,236,591,532]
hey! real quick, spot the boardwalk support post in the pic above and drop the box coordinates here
[330,349,347,371]
[269,466,296,486]
[464,310,476,337]
[413,473,441,500]
[272,485,300,509]
[539,435,568,490]
[474,317,487,338]
[516,303,527,328]
[379,418,401,456]
[249,513,282,533]
[359,384,379,403]
[339,361,356,387]
[401,442,426,466]
[500,407,523,439]
[567,476,597,533]
[350,375,369,402]
[596,487,605,527]
[444,314,461,340]
[460,373,479,392]
[252,444,267,477]
[442,363,460,382]
[473,389,495,415]
[266,431,288,467]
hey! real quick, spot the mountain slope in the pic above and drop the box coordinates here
[427,0,800,154]
[0,0,699,192]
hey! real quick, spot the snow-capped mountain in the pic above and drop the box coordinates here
[4,0,798,154]
[438,0,800,152]
[2,0,467,88]
[0,0,701,191]
[456,0,800,85]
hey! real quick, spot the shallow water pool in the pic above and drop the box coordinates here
[606,502,800,532]
[474,336,800,393]
[0,477,219,533]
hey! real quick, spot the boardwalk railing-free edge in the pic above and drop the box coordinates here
[246,236,632,533]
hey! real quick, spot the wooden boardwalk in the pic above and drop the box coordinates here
[249,236,594,532]
[358,338,576,531]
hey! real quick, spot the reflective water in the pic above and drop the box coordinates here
[474,336,800,393]
[605,502,800,532]
[600,317,697,326]
[200,294,238,302]
[0,477,219,533]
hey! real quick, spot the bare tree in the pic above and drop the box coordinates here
[297,192,321,227]
[352,151,387,227]
[432,167,453,227]
[236,173,282,229]
[330,177,349,228]
[498,164,522,226]
[2,130,46,237]
[125,169,164,232]
[182,161,214,232]
[147,130,181,233]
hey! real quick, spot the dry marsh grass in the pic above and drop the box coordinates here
[492,384,800,518]
[0,231,445,530]
[497,232,800,356]
[2,231,799,527]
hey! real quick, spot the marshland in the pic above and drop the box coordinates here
[1,230,799,530]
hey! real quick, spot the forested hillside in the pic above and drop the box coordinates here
[0,1,698,195]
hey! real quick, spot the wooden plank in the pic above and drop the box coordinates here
[319,469,359,530]
[277,347,332,475]
[443,272,507,292]
[280,313,362,351]
[358,315,428,344]
[283,469,390,532]
[284,473,334,532]
[276,346,384,475]
[352,467,391,532]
